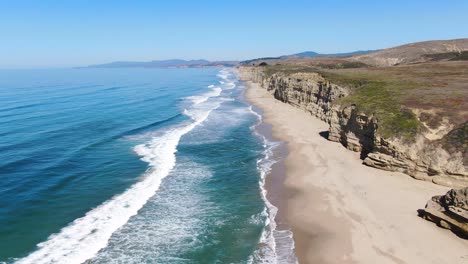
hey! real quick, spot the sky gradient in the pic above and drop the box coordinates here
[1,0,468,68]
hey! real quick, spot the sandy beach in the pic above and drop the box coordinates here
[243,80,468,264]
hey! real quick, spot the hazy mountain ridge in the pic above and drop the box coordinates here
[86,59,238,68]
[240,50,376,65]
[85,50,378,69]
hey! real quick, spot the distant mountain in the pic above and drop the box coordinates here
[86,59,238,68]
[291,51,320,57]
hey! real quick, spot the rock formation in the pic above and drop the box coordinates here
[422,187,468,238]
[238,66,468,188]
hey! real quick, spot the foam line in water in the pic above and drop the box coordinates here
[15,82,224,264]
[248,105,298,264]
[216,69,232,80]
[187,86,222,105]
[217,69,237,90]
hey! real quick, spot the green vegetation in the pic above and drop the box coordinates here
[324,72,422,139]
[423,51,468,61]
[442,122,467,162]
[443,122,468,149]
[317,61,368,69]
[263,64,310,78]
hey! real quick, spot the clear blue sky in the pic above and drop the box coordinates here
[1,0,467,68]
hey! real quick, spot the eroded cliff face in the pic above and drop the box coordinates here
[268,72,349,122]
[239,66,467,188]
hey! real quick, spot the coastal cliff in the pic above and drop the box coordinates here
[239,66,468,188]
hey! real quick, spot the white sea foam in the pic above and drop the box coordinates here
[216,68,237,90]
[248,106,298,264]
[187,86,222,105]
[224,81,236,89]
[88,161,216,263]
[217,69,231,80]
[15,74,224,264]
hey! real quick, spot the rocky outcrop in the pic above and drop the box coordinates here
[329,104,467,188]
[422,187,468,238]
[238,66,468,188]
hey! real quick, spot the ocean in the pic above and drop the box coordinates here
[0,68,296,263]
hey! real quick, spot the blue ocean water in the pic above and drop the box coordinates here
[0,68,294,263]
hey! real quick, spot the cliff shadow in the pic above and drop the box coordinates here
[319,131,329,140]
[360,149,370,160]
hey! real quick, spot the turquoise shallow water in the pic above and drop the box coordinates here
[0,68,282,263]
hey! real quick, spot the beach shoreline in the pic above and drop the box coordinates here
[242,78,468,264]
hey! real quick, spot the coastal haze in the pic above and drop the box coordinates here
[1,1,468,264]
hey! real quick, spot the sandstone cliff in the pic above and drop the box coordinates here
[239,66,468,188]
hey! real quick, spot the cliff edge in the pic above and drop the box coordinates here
[239,62,467,188]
